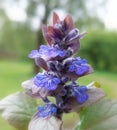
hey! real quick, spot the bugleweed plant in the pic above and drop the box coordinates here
[1,13,117,130]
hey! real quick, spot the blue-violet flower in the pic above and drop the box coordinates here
[38,103,57,118]
[29,45,67,61]
[67,57,90,75]
[34,73,60,91]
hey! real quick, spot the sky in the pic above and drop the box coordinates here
[2,0,117,31]
[97,0,117,30]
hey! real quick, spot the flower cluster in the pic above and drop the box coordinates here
[22,12,105,128]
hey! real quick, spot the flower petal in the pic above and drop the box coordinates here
[29,45,67,62]
[37,103,57,118]
[34,73,60,91]
[74,86,89,104]
[28,50,39,58]
[65,57,93,80]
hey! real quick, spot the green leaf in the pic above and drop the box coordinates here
[0,92,37,130]
[75,99,117,130]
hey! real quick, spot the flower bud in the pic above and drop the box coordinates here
[65,28,79,42]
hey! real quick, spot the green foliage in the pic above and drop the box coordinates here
[75,99,117,130]
[0,21,36,60]
[78,30,117,72]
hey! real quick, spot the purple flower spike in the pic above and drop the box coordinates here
[38,103,57,118]
[34,73,60,91]
[22,12,105,123]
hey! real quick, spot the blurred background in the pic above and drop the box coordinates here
[0,0,117,129]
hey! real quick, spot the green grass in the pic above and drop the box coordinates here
[0,60,117,130]
[0,60,33,98]
[78,70,117,98]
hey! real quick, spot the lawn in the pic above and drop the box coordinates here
[0,60,117,130]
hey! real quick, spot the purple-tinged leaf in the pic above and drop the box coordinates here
[0,92,37,130]
[53,28,64,40]
[64,14,74,32]
[48,26,54,38]
[29,114,63,130]
[53,12,60,24]
[41,24,52,45]
[48,26,64,41]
